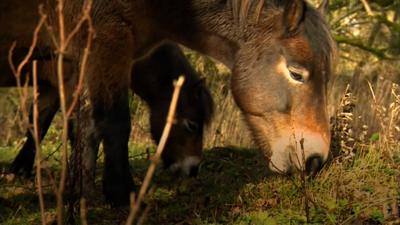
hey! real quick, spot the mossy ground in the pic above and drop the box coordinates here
[1,139,398,225]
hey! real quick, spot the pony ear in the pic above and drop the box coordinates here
[283,0,305,34]
[318,0,329,15]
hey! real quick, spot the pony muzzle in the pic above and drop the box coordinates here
[268,130,330,175]
[169,156,201,177]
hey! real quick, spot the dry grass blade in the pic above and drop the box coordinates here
[360,0,374,16]
[299,138,310,223]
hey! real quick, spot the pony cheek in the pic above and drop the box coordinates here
[231,52,293,115]
[231,73,290,116]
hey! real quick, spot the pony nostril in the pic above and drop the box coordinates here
[188,165,199,177]
[305,155,323,177]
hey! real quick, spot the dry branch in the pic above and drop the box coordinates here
[7,7,48,225]
[125,76,185,225]
[52,1,93,224]
[7,10,47,130]
[32,60,46,225]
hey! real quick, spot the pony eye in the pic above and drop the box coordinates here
[289,71,304,82]
[288,66,308,83]
[182,119,200,133]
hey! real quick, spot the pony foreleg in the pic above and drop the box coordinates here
[101,92,134,206]
[10,85,60,176]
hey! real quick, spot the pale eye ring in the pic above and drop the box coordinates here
[288,66,309,83]
[290,70,304,82]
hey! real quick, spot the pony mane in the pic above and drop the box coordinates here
[302,2,337,79]
[227,0,336,78]
[227,0,265,25]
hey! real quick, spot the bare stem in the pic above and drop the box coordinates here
[7,12,47,131]
[66,0,93,117]
[55,0,68,222]
[54,1,93,223]
[7,8,47,225]
[360,0,374,16]
[32,60,46,225]
[80,198,88,225]
[125,76,186,225]
[300,138,310,223]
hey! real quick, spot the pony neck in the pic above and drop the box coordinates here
[132,0,241,70]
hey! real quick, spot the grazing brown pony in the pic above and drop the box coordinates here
[1,0,335,205]
[3,43,213,177]
[132,43,214,176]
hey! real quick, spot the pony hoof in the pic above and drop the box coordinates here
[104,190,133,207]
[9,150,35,178]
[103,179,135,207]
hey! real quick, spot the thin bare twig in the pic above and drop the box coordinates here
[300,138,310,223]
[136,203,151,225]
[32,60,46,225]
[126,193,136,224]
[55,0,69,222]
[7,7,47,225]
[8,10,47,130]
[53,1,93,224]
[80,198,88,225]
[9,11,47,80]
[66,1,93,117]
[125,76,186,225]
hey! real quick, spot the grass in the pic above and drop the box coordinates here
[0,50,399,225]
[0,138,399,224]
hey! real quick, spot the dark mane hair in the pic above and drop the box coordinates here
[302,2,337,79]
[228,0,265,25]
[228,0,336,77]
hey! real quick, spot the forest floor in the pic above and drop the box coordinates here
[0,138,399,225]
